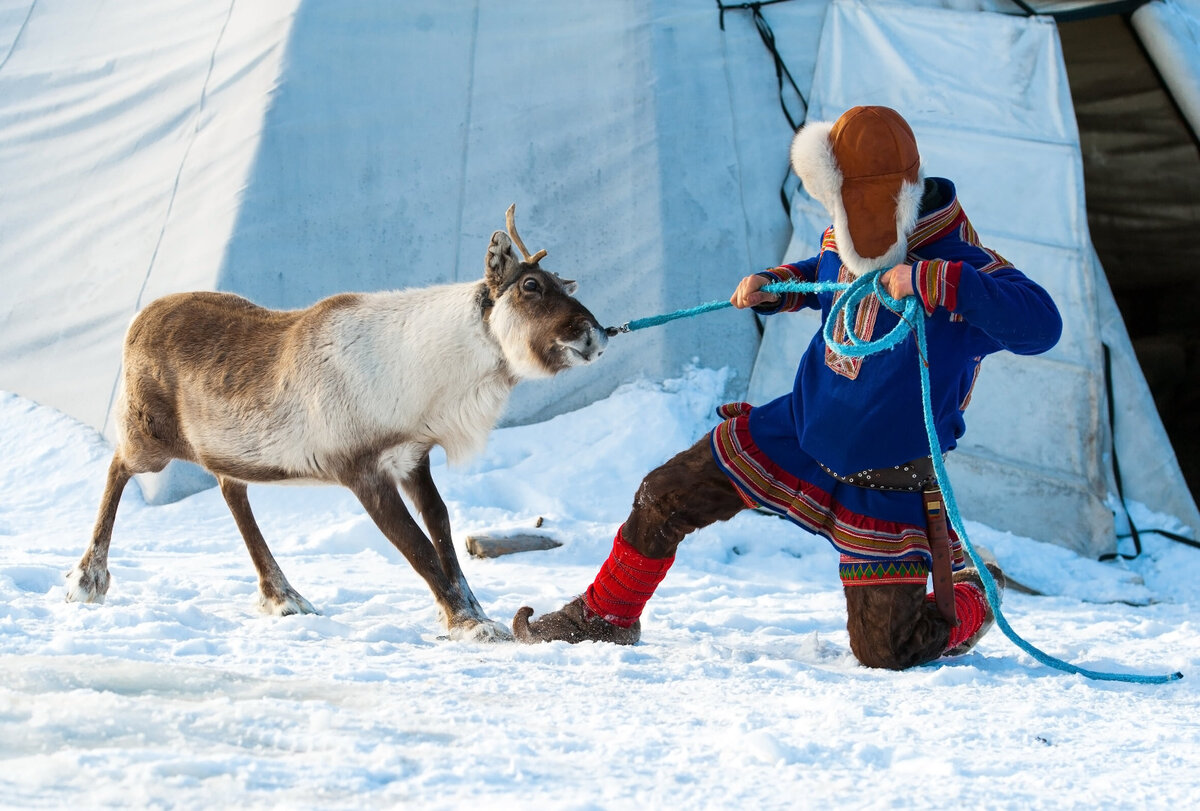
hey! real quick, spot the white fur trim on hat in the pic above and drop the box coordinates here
[789,121,925,278]
[789,121,840,217]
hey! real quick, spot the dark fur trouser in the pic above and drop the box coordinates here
[622,437,951,670]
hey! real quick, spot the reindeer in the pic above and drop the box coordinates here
[65,205,607,641]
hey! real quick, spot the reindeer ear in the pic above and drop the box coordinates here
[486,230,521,289]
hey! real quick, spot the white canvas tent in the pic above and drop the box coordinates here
[0,0,805,502]
[0,0,1196,556]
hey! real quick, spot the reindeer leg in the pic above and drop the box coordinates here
[346,466,511,642]
[399,454,485,617]
[66,454,131,603]
[218,477,316,616]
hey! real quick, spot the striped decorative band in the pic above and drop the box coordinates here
[839,555,930,587]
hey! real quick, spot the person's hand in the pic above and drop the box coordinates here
[731,274,780,309]
[880,262,914,301]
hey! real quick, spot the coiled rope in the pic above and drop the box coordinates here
[610,271,1183,684]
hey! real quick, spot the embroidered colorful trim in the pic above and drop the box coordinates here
[825,263,877,380]
[710,413,965,571]
[914,259,962,315]
[959,357,983,411]
[956,219,1014,275]
[757,264,815,313]
[839,554,930,587]
[907,194,965,250]
[820,225,838,253]
[716,402,752,420]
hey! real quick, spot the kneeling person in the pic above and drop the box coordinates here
[513,106,1061,669]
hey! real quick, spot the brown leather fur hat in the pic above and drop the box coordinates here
[789,106,924,277]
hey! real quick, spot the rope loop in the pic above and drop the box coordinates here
[826,270,916,357]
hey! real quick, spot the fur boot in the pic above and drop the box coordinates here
[512,597,641,645]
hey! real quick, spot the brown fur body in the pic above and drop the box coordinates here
[67,221,607,641]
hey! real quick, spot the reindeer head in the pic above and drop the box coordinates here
[484,204,607,379]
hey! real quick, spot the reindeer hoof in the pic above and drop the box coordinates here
[65,565,110,604]
[258,586,318,616]
[448,616,514,643]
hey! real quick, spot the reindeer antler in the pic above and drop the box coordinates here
[505,204,548,265]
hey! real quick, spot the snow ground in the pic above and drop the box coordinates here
[1,367,1198,809]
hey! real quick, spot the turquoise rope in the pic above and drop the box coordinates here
[617,271,1183,684]
[619,280,848,333]
[623,299,733,331]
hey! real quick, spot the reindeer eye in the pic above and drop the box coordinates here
[521,277,542,294]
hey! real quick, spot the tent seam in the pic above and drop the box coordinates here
[718,13,758,286]
[452,0,480,283]
[0,0,36,75]
[104,0,238,434]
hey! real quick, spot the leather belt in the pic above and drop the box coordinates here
[817,457,936,492]
[820,456,958,626]
[922,484,958,626]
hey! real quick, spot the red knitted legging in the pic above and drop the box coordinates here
[938,581,988,650]
[583,526,675,627]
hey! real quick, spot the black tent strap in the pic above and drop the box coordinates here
[715,0,801,130]
[715,0,808,216]
[717,0,797,30]
[716,0,808,131]
[1099,342,1199,560]
[1100,342,1143,561]
[1116,529,1200,551]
